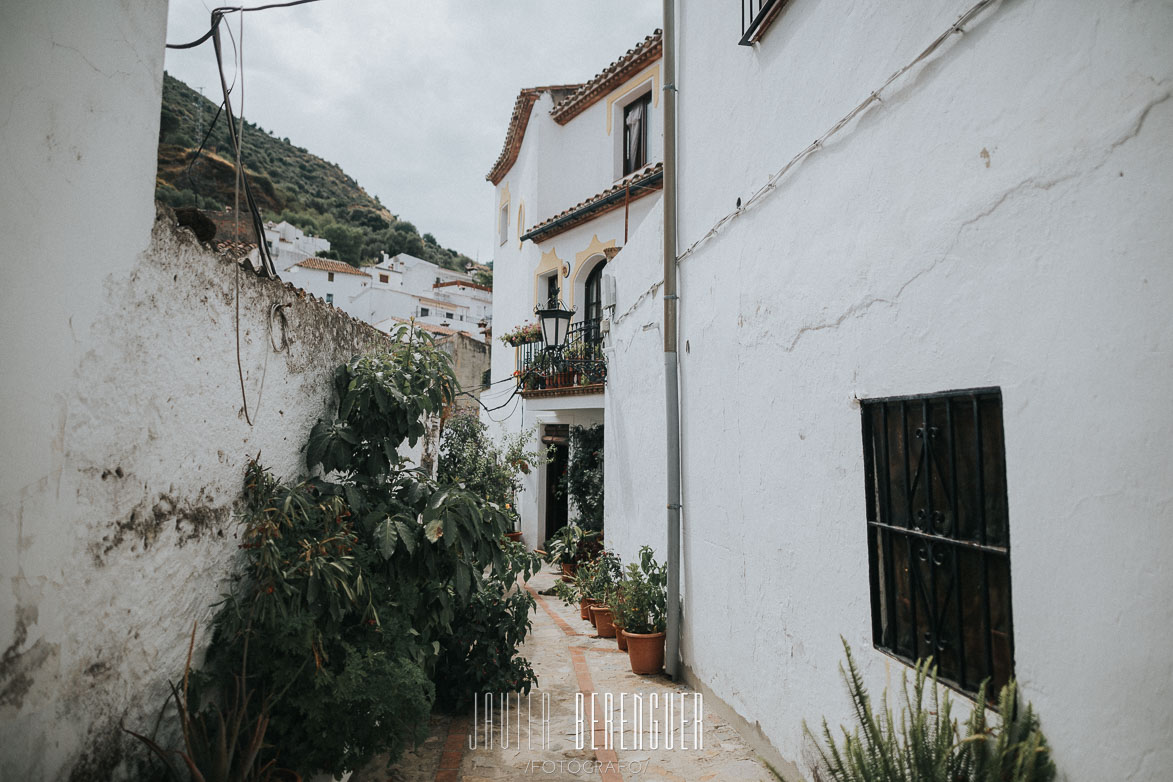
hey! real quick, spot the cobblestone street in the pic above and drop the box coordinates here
[355,568,778,782]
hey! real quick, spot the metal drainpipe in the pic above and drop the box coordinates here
[662,0,682,681]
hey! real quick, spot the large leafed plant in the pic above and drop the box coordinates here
[191,326,539,778]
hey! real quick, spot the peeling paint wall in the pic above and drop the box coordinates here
[0,3,391,779]
[609,1,1173,780]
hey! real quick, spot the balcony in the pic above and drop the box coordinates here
[515,319,606,398]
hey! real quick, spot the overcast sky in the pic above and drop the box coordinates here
[164,1,661,264]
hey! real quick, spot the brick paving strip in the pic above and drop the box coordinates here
[433,715,471,782]
[365,569,776,781]
[530,585,626,781]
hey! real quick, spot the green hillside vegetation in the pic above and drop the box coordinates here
[156,72,476,274]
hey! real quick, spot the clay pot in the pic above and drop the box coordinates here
[591,605,616,638]
[505,531,523,542]
[562,562,577,577]
[624,631,666,675]
[616,628,628,651]
[580,598,598,621]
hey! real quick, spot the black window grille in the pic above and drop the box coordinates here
[861,388,1014,701]
[740,0,786,46]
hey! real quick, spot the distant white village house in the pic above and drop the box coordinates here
[272,219,492,342]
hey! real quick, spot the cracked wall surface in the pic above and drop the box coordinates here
[607,1,1173,780]
[0,3,392,778]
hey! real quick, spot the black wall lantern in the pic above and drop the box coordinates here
[535,299,574,351]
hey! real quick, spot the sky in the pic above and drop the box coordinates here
[164,0,662,264]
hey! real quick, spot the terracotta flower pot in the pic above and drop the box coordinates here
[615,627,627,651]
[624,631,666,675]
[505,531,523,542]
[591,605,616,638]
[562,563,577,577]
[580,598,597,621]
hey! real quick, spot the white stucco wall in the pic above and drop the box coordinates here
[282,264,371,316]
[0,4,394,778]
[605,1,1173,780]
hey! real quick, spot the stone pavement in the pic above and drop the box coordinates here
[354,567,778,782]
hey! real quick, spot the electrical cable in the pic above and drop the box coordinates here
[165,0,323,49]
[675,0,999,265]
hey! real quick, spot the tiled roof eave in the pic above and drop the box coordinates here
[550,30,663,126]
[520,164,664,244]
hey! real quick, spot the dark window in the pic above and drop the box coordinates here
[740,0,786,46]
[861,388,1013,701]
[445,312,454,319]
[545,274,560,307]
[623,93,651,175]
[584,260,607,342]
[325,293,334,304]
[420,307,430,317]
[379,273,389,283]
[327,272,335,282]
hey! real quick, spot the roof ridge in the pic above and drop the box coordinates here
[549,30,663,125]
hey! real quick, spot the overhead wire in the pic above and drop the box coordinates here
[675,0,1000,265]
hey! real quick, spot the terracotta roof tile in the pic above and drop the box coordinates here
[486,84,584,185]
[521,163,664,244]
[550,30,662,125]
[288,257,371,277]
[434,280,492,293]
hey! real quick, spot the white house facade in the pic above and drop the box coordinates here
[282,256,372,311]
[600,2,1173,781]
[483,31,664,548]
[263,219,330,269]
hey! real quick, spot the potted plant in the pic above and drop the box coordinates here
[499,321,543,347]
[614,546,667,674]
[578,551,620,635]
[543,524,590,577]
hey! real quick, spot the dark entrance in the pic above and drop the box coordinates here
[542,424,570,543]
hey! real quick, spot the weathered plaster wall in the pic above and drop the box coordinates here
[609,1,1173,780]
[1,210,391,782]
[0,3,392,778]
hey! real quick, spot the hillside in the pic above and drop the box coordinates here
[156,72,476,274]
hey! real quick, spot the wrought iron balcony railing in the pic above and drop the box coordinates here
[741,0,785,46]
[515,319,606,394]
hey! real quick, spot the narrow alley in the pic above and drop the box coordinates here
[357,567,778,782]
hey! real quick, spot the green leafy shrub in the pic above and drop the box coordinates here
[541,523,597,567]
[566,424,604,531]
[437,409,549,529]
[805,640,1056,782]
[614,547,667,635]
[575,550,622,604]
[194,326,539,777]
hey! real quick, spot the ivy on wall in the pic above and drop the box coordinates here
[567,424,604,532]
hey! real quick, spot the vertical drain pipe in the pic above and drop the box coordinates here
[662,0,682,681]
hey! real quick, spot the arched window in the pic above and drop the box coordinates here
[584,260,606,342]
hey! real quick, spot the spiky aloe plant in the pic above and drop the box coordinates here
[804,640,1056,782]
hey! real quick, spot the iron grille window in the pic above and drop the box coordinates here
[861,388,1014,700]
[740,0,786,46]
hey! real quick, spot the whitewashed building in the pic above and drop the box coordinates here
[282,256,372,309]
[349,252,491,339]
[283,249,492,342]
[263,219,330,268]
[600,2,1173,781]
[483,31,664,546]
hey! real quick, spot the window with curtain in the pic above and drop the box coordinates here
[623,93,651,175]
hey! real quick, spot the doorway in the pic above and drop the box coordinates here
[542,424,569,543]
